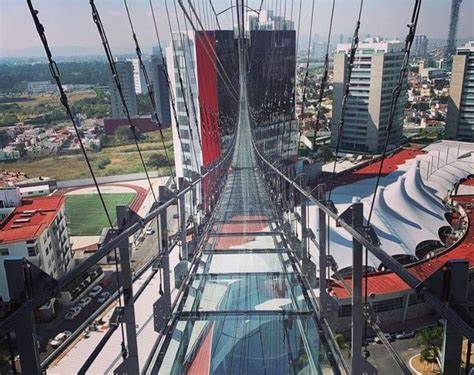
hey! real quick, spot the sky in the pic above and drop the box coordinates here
[0,0,473,57]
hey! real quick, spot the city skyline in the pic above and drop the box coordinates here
[1,0,473,57]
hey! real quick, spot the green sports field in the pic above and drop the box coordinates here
[65,193,136,236]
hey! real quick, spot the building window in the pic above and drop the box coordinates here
[0,248,9,256]
[27,246,38,257]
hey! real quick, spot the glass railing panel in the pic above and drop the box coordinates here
[197,252,292,274]
[182,273,310,312]
[155,314,332,374]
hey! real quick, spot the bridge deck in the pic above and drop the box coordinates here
[149,87,336,374]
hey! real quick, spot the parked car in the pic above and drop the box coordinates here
[97,291,110,304]
[374,333,394,343]
[145,227,155,235]
[70,305,82,314]
[78,297,92,308]
[50,331,72,348]
[64,307,81,321]
[395,331,415,340]
[89,285,103,297]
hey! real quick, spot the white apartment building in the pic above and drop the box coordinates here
[0,190,74,302]
[331,39,406,154]
[130,58,147,95]
[109,61,138,118]
[27,81,57,94]
[166,32,203,181]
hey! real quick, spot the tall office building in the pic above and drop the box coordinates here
[150,48,172,126]
[246,11,298,162]
[166,31,239,181]
[445,41,474,142]
[109,61,138,119]
[413,35,428,58]
[331,40,406,154]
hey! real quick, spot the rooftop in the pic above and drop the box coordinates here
[0,195,64,244]
[331,184,474,299]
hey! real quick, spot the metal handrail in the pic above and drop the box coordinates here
[0,135,236,337]
[252,140,474,341]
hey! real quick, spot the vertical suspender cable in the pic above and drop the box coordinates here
[27,0,128,360]
[327,0,363,201]
[89,0,158,203]
[299,0,316,116]
[123,0,176,188]
[311,0,336,147]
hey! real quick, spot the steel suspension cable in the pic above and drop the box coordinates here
[27,0,128,358]
[366,0,422,225]
[311,0,336,147]
[89,0,158,202]
[208,0,222,29]
[327,0,363,201]
[148,0,191,179]
[181,0,241,100]
[123,0,176,188]
[164,0,202,170]
[299,0,316,116]
[171,0,204,150]
[366,0,421,355]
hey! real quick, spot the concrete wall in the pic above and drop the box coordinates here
[331,53,347,149]
[367,53,384,153]
[445,55,467,140]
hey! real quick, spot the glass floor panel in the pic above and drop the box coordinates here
[204,234,285,250]
[154,315,332,374]
[183,273,310,312]
[197,253,292,274]
[209,220,280,233]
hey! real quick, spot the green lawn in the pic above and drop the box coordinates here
[65,193,136,236]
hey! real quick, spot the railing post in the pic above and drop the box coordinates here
[300,199,308,261]
[441,260,469,374]
[158,187,171,309]
[116,205,139,373]
[351,200,364,374]
[16,313,41,374]
[317,184,328,316]
[178,177,188,260]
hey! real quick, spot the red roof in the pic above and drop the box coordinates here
[331,191,474,299]
[329,148,426,190]
[0,196,64,244]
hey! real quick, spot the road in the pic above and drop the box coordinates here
[57,172,172,188]
[366,337,419,374]
[35,203,179,363]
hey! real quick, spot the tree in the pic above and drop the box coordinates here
[0,130,11,148]
[96,156,111,169]
[147,153,170,168]
[114,126,135,143]
[318,145,334,162]
[416,326,443,363]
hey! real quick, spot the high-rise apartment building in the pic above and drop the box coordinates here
[166,31,239,181]
[445,41,474,142]
[331,40,406,154]
[109,61,138,119]
[130,58,146,95]
[150,48,172,127]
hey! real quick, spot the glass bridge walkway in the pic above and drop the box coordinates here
[148,89,338,374]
